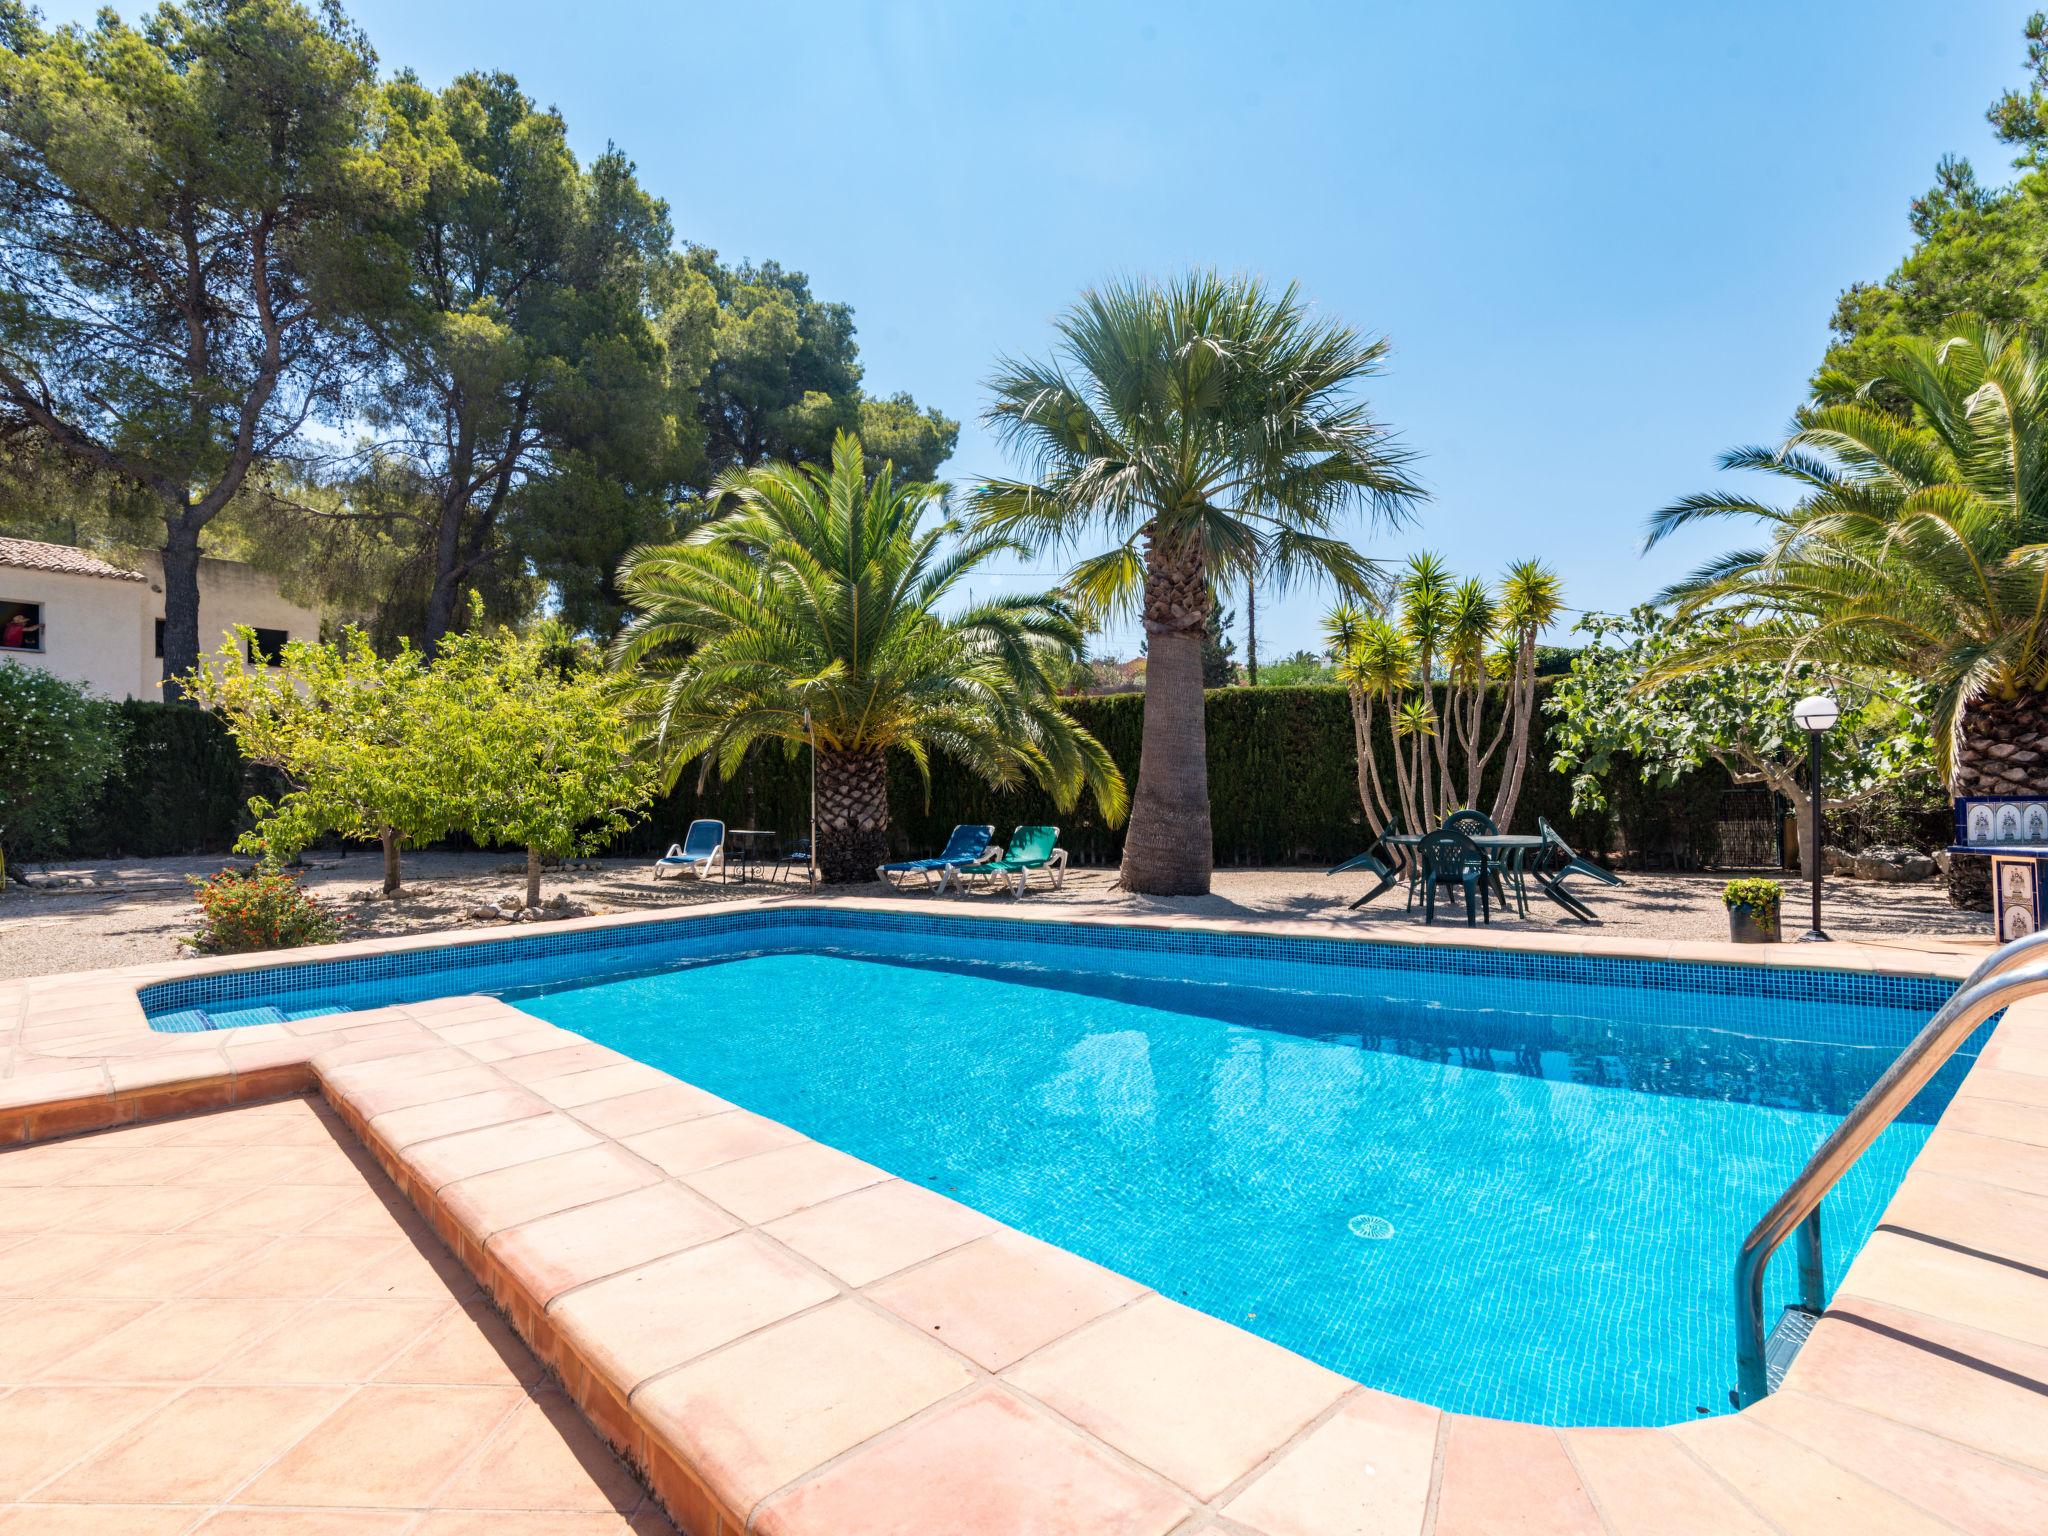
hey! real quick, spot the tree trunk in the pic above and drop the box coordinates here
[1245,580,1258,686]
[1122,528,1213,894]
[380,828,402,897]
[816,749,890,883]
[1948,688,2048,909]
[159,514,204,704]
[526,846,542,908]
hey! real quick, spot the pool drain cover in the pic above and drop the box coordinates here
[1348,1214,1395,1240]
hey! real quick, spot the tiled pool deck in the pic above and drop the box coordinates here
[2,898,2044,1535]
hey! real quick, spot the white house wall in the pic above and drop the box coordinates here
[1,552,325,701]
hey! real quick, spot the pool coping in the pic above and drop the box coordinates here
[3,898,2046,1533]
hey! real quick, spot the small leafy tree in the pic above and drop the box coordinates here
[1324,553,1563,835]
[186,628,458,894]
[1545,608,1936,869]
[435,624,657,906]
[0,660,120,880]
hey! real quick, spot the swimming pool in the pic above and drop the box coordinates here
[140,909,1975,1427]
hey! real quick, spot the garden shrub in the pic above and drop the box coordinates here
[0,660,121,873]
[186,867,341,954]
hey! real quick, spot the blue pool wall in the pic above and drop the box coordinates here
[143,905,1966,1051]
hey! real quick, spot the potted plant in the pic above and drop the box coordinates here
[1724,877,1783,944]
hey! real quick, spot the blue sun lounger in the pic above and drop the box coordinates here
[877,824,995,892]
[653,819,725,881]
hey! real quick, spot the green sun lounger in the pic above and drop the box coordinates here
[966,825,1067,896]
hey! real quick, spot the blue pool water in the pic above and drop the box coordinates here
[140,910,1974,1427]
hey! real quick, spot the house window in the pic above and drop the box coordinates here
[246,627,288,665]
[153,618,164,658]
[1,600,43,652]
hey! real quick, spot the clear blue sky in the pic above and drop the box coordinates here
[45,0,2032,658]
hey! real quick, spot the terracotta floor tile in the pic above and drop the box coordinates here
[1758,1389,2048,1536]
[439,1145,661,1238]
[551,1231,835,1391]
[1912,1128,2048,1199]
[489,1181,737,1305]
[495,1043,622,1083]
[1223,1389,1438,1536]
[637,1298,974,1514]
[867,1230,1144,1372]
[621,1111,806,1176]
[0,1232,147,1298]
[51,1182,237,1234]
[340,1066,511,1120]
[0,1507,197,1534]
[174,1181,359,1235]
[752,1385,1187,1536]
[332,1236,484,1302]
[0,1298,156,1381]
[404,1111,601,1190]
[0,1183,126,1233]
[1673,1411,1955,1535]
[764,1179,998,1286]
[1785,1297,2048,1472]
[299,1187,417,1237]
[435,1384,649,1511]
[192,1233,399,1299]
[1875,1171,2048,1264]
[160,1099,330,1146]
[571,1082,732,1139]
[1432,1417,1603,1535]
[0,1142,120,1186]
[0,1384,178,1498]
[375,1297,545,1387]
[369,1088,552,1152]
[236,1383,524,1508]
[1840,1227,2048,1348]
[66,1232,269,1297]
[40,1383,348,1503]
[58,1297,305,1381]
[1562,1427,1774,1536]
[1006,1294,1350,1500]
[190,1512,417,1533]
[410,1514,670,1535]
[212,1297,452,1383]
[684,1141,890,1224]
[530,1061,676,1110]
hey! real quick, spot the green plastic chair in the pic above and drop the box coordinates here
[975,825,1067,897]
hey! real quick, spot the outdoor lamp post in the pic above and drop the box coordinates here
[1792,694,1840,942]
[803,707,819,892]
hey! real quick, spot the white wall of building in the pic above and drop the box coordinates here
[0,548,324,700]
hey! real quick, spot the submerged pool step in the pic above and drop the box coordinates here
[1764,1304,1821,1393]
[151,1003,291,1034]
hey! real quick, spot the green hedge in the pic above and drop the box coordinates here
[67,702,255,859]
[52,687,1741,869]
[622,684,1736,869]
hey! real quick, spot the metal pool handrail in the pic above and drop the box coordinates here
[1734,928,2048,1406]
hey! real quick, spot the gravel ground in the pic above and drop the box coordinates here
[0,848,1989,981]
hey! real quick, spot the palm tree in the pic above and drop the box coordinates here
[974,272,1424,894]
[611,432,1125,882]
[1646,321,2048,896]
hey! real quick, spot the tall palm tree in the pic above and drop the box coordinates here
[974,272,1424,894]
[612,432,1125,882]
[1646,321,2048,892]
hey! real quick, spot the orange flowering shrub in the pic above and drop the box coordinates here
[186,868,341,954]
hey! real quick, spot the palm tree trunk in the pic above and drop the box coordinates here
[1246,580,1258,685]
[1122,530,1214,894]
[1948,689,2048,909]
[816,748,890,883]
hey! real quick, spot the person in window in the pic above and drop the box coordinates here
[0,611,40,649]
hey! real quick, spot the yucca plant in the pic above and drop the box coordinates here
[1647,321,2048,817]
[611,432,1126,882]
[1325,554,1562,835]
[974,271,1423,894]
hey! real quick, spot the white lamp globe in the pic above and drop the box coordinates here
[1793,694,1841,731]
